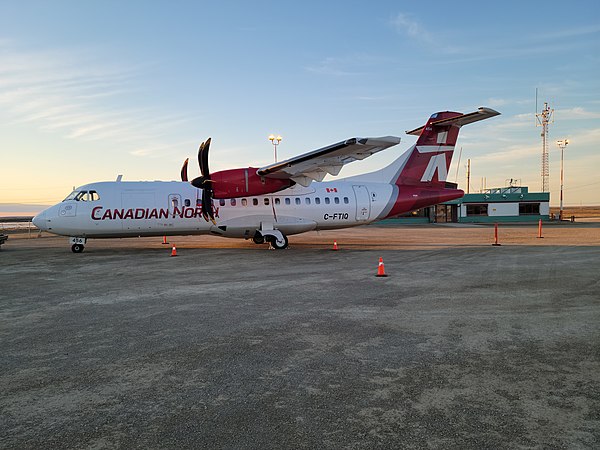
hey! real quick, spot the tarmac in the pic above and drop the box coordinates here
[1,223,599,449]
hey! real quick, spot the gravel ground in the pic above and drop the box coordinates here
[1,224,599,449]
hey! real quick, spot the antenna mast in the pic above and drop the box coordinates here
[536,100,554,192]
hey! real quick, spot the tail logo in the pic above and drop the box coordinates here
[420,153,448,182]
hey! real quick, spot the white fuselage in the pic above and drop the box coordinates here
[34,179,395,240]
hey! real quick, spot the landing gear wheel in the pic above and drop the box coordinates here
[252,232,265,245]
[71,244,84,253]
[271,235,288,250]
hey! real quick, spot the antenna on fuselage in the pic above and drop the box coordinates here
[116,175,123,182]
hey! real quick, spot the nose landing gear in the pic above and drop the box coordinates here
[69,237,87,253]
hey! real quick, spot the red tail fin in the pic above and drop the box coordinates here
[395,107,500,187]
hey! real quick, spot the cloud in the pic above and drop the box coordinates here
[389,13,462,55]
[391,13,431,41]
[305,56,363,77]
[556,107,600,120]
[0,42,195,155]
[305,54,389,77]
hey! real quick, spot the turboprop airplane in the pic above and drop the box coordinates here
[32,107,499,253]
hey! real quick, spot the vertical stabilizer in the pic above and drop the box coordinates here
[394,107,499,187]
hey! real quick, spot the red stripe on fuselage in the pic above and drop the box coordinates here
[384,186,464,219]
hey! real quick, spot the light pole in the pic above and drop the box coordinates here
[268,134,282,163]
[556,139,569,221]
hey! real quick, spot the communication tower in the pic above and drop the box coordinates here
[536,100,554,192]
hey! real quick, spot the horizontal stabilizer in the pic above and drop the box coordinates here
[406,107,500,136]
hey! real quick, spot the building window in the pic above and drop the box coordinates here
[519,203,540,215]
[466,204,488,216]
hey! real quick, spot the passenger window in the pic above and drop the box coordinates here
[264,198,270,205]
[219,199,225,206]
[275,198,281,205]
[185,199,191,207]
[242,199,248,206]
[315,197,321,205]
[334,197,340,204]
[325,197,330,205]
[305,198,311,205]
[253,198,259,206]
[230,199,236,206]
[295,198,301,205]
[343,197,349,204]
[285,198,291,205]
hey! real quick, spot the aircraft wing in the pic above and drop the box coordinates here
[256,136,401,187]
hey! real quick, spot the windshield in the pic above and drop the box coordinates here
[63,190,79,201]
[62,190,100,202]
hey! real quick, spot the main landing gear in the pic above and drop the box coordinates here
[253,230,288,250]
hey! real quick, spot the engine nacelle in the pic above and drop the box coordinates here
[210,167,293,199]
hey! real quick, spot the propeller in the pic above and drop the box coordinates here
[190,138,216,224]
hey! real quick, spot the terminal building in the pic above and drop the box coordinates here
[391,185,550,223]
[442,185,550,223]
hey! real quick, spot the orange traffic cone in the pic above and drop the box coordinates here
[376,257,388,277]
[162,235,169,245]
[170,245,177,257]
[332,240,339,251]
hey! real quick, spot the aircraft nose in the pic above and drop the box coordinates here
[32,210,47,230]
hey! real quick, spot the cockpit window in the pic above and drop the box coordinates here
[62,190,100,202]
[63,190,79,201]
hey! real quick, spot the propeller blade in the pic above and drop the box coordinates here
[200,137,211,178]
[181,158,189,182]
[197,141,205,176]
[194,137,215,223]
[202,187,215,224]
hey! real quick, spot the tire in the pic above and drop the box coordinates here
[71,244,84,253]
[252,232,265,245]
[271,235,288,250]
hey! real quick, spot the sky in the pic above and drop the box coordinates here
[1,0,599,210]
